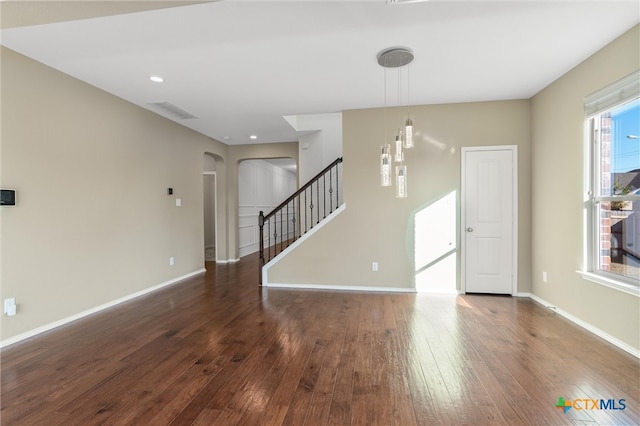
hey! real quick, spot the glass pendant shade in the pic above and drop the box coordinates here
[394,132,404,162]
[395,164,407,198]
[404,117,414,148]
[380,144,391,186]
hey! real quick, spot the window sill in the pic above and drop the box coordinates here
[577,271,640,297]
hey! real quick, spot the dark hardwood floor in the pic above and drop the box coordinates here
[1,254,639,425]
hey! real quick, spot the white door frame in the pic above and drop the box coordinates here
[203,171,218,262]
[461,145,518,295]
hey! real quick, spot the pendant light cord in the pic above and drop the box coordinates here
[384,59,388,145]
[407,63,411,118]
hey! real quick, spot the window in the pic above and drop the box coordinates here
[584,71,640,293]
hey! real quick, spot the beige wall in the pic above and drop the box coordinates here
[530,25,640,350]
[0,47,300,343]
[0,47,230,342]
[269,100,532,292]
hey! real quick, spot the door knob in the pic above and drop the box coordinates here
[466,227,474,232]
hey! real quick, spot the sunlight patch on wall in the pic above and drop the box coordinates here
[415,252,457,293]
[414,191,458,293]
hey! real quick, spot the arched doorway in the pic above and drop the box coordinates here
[238,158,297,257]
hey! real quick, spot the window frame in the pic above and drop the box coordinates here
[582,71,640,296]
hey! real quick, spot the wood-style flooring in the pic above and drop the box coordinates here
[1,254,639,425]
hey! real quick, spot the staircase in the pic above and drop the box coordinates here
[258,157,343,282]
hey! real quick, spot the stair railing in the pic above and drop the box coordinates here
[259,157,343,281]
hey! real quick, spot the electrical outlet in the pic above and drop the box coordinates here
[4,297,16,316]
[542,271,548,282]
[372,262,379,272]
[169,257,175,266]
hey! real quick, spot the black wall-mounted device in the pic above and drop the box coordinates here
[1,189,16,206]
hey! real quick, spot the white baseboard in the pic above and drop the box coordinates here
[520,292,639,359]
[215,258,240,264]
[263,282,416,293]
[0,268,206,349]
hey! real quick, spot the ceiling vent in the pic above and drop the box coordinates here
[147,101,197,120]
[386,0,428,4]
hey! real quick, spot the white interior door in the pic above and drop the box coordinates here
[462,147,517,294]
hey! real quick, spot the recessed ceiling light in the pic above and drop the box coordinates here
[149,75,164,83]
[250,135,258,140]
[223,136,230,141]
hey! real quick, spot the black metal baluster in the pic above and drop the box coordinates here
[279,210,283,253]
[318,179,320,224]
[329,167,334,213]
[336,162,340,209]
[309,185,314,229]
[267,218,272,262]
[292,197,297,241]
[323,174,326,219]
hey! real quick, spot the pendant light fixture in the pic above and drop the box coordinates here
[377,47,414,198]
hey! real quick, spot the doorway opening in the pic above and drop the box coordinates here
[238,158,297,258]
[203,153,219,264]
[203,173,216,262]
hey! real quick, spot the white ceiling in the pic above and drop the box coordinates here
[1,1,638,145]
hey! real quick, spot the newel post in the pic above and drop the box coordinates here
[258,210,265,285]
